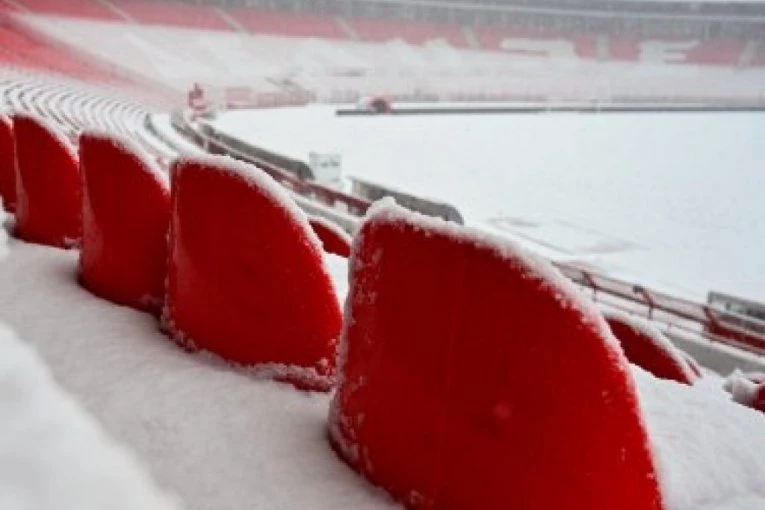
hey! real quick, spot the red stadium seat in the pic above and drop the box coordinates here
[164,156,342,391]
[308,216,352,258]
[605,311,698,385]
[0,114,15,213]
[330,202,665,510]
[79,132,171,314]
[13,114,81,248]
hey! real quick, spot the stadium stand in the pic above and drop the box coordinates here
[2,0,764,71]
[0,11,184,102]
[0,19,118,84]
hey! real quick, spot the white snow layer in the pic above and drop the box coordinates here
[0,323,182,510]
[0,226,763,510]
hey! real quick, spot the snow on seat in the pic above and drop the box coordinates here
[309,215,352,258]
[0,323,181,510]
[12,113,81,248]
[329,200,665,510]
[0,113,15,212]
[78,132,170,314]
[164,155,343,391]
[605,311,698,386]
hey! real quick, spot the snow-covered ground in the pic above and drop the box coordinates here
[1,201,765,509]
[211,105,765,303]
[0,324,181,510]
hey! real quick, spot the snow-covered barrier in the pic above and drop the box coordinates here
[164,155,343,391]
[0,323,182,510]
[605,311,698,385]
[12,114,81,248]
[329,201,665,510]
[79,132,170,313]
[0,113,15,213]
[309,215,352,258]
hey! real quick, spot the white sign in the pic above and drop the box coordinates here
[309,152,343,188]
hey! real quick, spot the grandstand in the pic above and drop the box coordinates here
[0,0,759,107]
[2,0,764,64]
